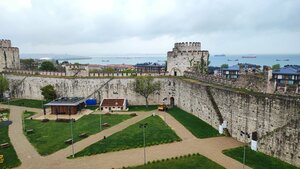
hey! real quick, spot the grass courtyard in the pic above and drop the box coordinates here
[2,99,49,109]
[126,153,225,169]
[0,109,21,169]
[223,146,299,169]
[127,105,157,112]
[167,107,220,138]
[23,112,132,155]
[73,116,181,158]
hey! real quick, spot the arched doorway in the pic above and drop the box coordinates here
[170,97,174,108]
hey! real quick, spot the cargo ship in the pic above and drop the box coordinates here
[214,54,226,57]
[242,56,256,58]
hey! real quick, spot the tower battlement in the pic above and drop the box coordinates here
[0,39,20,72]
[0,39,12,48]
[174,42,201,51]
[167,42,209,76]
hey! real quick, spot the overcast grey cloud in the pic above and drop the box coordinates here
[0,0,299,55]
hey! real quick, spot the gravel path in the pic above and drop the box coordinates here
[1,104,251,169]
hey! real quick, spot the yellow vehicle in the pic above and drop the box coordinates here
[0,155,4,163]
[158,104,167,111]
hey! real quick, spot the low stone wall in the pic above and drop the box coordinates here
[4,69,66,76]
[184,71,271,93]
[3,68,169,77]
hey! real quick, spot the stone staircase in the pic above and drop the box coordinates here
[205,86,231,136]
[86,77,114,100]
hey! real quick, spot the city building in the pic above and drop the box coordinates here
[134,62,165,73]
[221,65,240,79]
[272,65,300,85]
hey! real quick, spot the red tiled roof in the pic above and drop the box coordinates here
[100,99,125,107]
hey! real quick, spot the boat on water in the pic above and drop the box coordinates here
[214,54,226,57]
[242,56,256,58]
[276,59,290,61]
[101,60,110,62]
[227,59,239,61]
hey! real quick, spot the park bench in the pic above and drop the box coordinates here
[79,133,88,138]
[26,129,34,134]
[101,123,110,127]
[64,139,73,144]
[0,143,10,149]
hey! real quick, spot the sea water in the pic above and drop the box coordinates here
[66,54,300,67]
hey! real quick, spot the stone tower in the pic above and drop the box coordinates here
[167,42,209,76]
[0,39,20,72]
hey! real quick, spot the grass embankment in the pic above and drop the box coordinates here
[3,99,50,109]
[223,146,299,169]
[126,153,225,169]
[127,105,157,112]
[73,116,181,158]
[167,107,220,138]
[0,109,21,169]
[23,112,131,155]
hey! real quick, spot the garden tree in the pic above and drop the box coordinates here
[0,75,9,99]
[193,56,209,74]
[21,59,37,70]
[102,67,115,73]
[39,61,56,71]
[132,76,161,107]
[272,64,280,70]
[221,64,229,68]
[40,85,57,100]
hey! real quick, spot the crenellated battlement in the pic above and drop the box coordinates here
[0,47,19,51]
[174,42,201,51]
[0,39,12,47]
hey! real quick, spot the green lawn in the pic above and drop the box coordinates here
[3,99,50,109]
[73,116,181,158]
[23,111,37,119]
[24,113,132,155]
[128,105,157,112]
[127,153,225,169]
[167,107,220,138]
[0,110,21,169]
[223,146,299,169]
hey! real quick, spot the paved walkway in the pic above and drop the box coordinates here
[1,104,251,169]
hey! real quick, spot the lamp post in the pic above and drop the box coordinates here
[69,107,75,158]
[99,113,102,131]
[139,123,148,165]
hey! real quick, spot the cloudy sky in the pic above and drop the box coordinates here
[0,0,299,56]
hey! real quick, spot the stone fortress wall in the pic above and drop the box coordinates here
[167,42,209,76]
[5,74,300,167]
[0,39,20,72]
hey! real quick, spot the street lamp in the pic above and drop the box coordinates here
[99,112,102,131]
[240,130,247,169]
[139,123,148,165]
[69,107,75,158]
